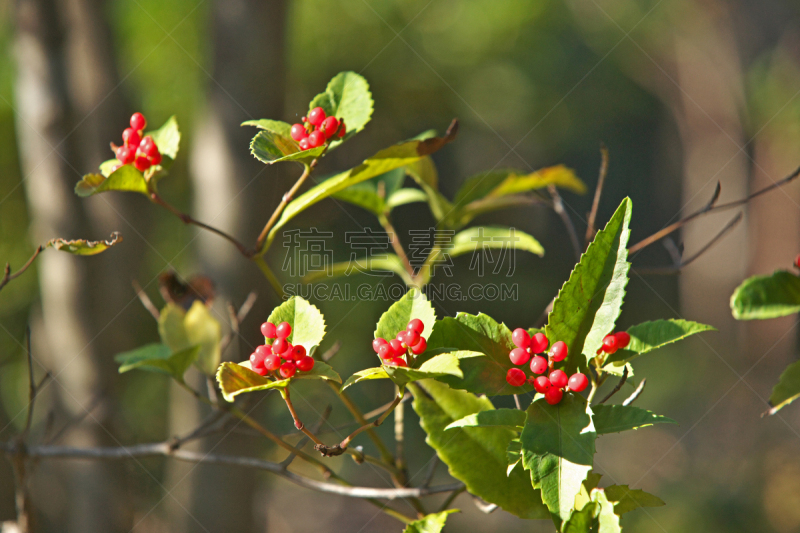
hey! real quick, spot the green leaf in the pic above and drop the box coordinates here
[604,319,716,366]
[146,115,181,160]
[403,510,459,533]
[425,313,535,396]
[603,485,665,515]
[767,359,800,414]
[266,296,326,351]
[410,380,549,519]
[384,353,464,387]
[507,438,522,476]
[75,165,148,197]
[341,367,390,391]
[445,408,526,431]
[216,360,341,402]
[561,501,597,533]
[264,124,458,250]
[406,157,454,223]
[386,188,428,210]
[453,165,586,208]
[592,405,676,435]
[241,119,292,137]
[521,396,596,525]
[158,301,222,376]
[302,255,414,286]
[115,343,200,380]
[448,226,544,259]
[46,232,123,256]
[375,288,437,343]
[593,490,622,533]
[731,270,800,320]
[312,71,374,138]
[330,167,406,215]
[249,129,323,165]
[545,198,632,375]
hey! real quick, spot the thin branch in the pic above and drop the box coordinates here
[236,291,258,323]
[585,144,609,249]
[470,495,498,514]
[513,394,522,410]
[255,160,317,255]
[282,389,326,446]
[420,456,439,489]
[438,486,466,512]
[328,381,395,464]
[23,328,36,438]
[281,405,332,469]
[131,280,160,320]
[316,391,404,457]
[622,378,646,406]
[0,246,44,292]
[629,165,800,254]
[45,393,105,445]
[379,214,414,276]
[363,392,411,419]
[320,341,342,363]
[597,366,628,405]
[549,185,581,262]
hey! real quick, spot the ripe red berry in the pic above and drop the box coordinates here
[255,344,272,358]
[308,107,326,126]
[276,322,292,339]
[373,338,389,354]
[506,368,526,387]
[280,362,297,379]
[150,151,162,166]
[388,357,408,367]
[307,130,325,148]
[602,334,618,354]
[530,332,549,354]
[396,330,408,343]
[264,353,281,371]
[795,253,800,269]
[250,351,266,371]
[261,322,277,339]
[130,112,146,131]
[272,338,289,356]
[134,155,151,172]
[297,356,315,372]
[404,329,421,348]
[533,376,551,393]
[122,128,141,148]
[512,328,531,349]
[549,369,568,389]
[291,345,306,361]
[614,331,631,349]
[509,347,530,366]
[411,337,427,355]
[549,341,568,362]
[140,136,159,158]
[407,319,424,335]
[378,344,393,360]
[321,116,340,138]
[299,138,310,150]
[290,123,307,141]
[568,373,589,392]
[116,146,133,164]
[301,116,308,123]
[389,339,405,357]
[337,121,346,137]
[544,387,564,405]
[529,355,548,375]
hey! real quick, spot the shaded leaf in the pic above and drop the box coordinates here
[448,226,543,259]
[454,165,586,208]
[216,360,341,402]
[158,301,221,376]
[561,501,597,533]
[147,115,181,160]
[406,157,454,223]
[266,296,326,351]
[75,165,148,197]
[603,484,665,515]
[47,232,123,256]
[604,319,716,366]
[115,343,199,380]
[410,380,549,519]
[507,438,522,476]
[545,198,632,375]
[767,359,800,414]
[445,408,526,431]
[592,405,676,435]
[249,129,322,165]
[341,366,390,391]
[403,510,459,533]
[375,288,437,343]
[384,352,464,387]
[330,167,406,215]
[731,270,800,320]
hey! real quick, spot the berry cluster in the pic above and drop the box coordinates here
[505,329,588,405]
[290,107,346,151]
[111,113,162,172]
[595,331,631,356]
[249,321,316,379]
[372,319,427,367]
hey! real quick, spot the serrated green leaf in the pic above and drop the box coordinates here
[448,226,543,259]
[46,232,123,256]
[425,313,535,396]
[341,366,390,391]
[146,115,181,160]
[767,359,800,414]
[454,165,586,208]
[216,360,341,402]
[594,490,622,533]
[384,353,463,387]
[603,484,664,515]
[114,343,200,380]
[445,408,526,431]
[99,158,121,177]
[521,396,596,526]
[410,380,549,519]
[592,405,676,435]
[403,510,459,533]
[561,501,597,533]
[375,288,437,343]
[266,296,326,351]
[249,129,322,165]
[314,71,373,137]
[75,165,148,197]
[158,302,221,376]
[507,437,522,476]
[545,198,632,375]
[241,119,292,137]
[731,270,800,320]
[604,319,716,366]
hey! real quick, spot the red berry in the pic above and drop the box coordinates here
[512,328,531,349]
[549,369,568,389]
[509,347,530,366]
[529,355,548,375]
[388,357,408,367]
[116,146,133,164]
[290,123,307,141]
[272,338,289,356]
[530,332,549,354]
[130,112,146,131]
[250,351,266,371]
[337,121,346,137]
[276,322,292,339]
[301,116,308,123]
[568,373,589,392]
[396,330,408,343]
[308,107,326,126]
[506,368,526,387]
[404,329,420,348]
[261,322,277,339]
[544,387,563,405]
[602,334,618,354]
[280,362,297,379]
[533,376,551,393]
[255,344,272,357]
[297,356,315,372]
[140,136,159,158]
[150,151,162,166]
[411,337,427,355]
[264,353,281,371]
[134,155,151,172]
[378,344,393,360]
[549,341,568,362]
[373,338,389,354]
[321,116,340,138]
[299,138,310,150]
[614,331,631,349]
[122,128,141,148]
[795,253,800,269]
[407,319,424,335]
[389,339,405,357]
[291,345,306,361]
[307,130,325,148]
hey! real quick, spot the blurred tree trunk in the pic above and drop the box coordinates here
[14,0,147,530]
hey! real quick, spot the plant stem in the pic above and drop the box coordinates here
[255,162,314,255]
[379,213,414,277]
[0,245,44,292]
[282,389,326,446]
[253,256,285,298]
[316,391,404,457]
[328,382,395,465]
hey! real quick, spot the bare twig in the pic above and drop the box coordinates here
[23,328,36,438]
[470,495,498,514]
[549,185,582,262]
[438,486,465,512]
[421,456,439,489]
[363,392,411,419]
[316,392,404,457]
[379,214,414,276]
[622,378,646,406]
[236,291,258,323]
[281,405,332,469]
[45,394,105,445]
[320,341,342,363]
[282,389,326,446]
[328,381,395,464]
[131,280,160,320]
[0,246,44,293]
[513,394,522,410]
[597,366,628,405]
[585,144,609,249]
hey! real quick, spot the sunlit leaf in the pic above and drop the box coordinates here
[158,301,221,376]
[603,319,715,367]
[341,366,390,391]
[383,353,463,387]
[375,289,437,343]
[241,119,293,137]
[46,232,123,256]
[216,360,341,402]
[115,343,199,381]
[75,165,148,197]
[445,408,526,431]
[766,359,800,415]
[603,485,665,515]
[266,296,326,351]
[402,510,459,533]
[302,255,414,286]
[591,404,676,434]
[448,226,543,259]
[453,165,586,207]
[147,115,181,160]
[731,270,800,320]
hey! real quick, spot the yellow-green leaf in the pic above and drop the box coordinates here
[47,232,123,256]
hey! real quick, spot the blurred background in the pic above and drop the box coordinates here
[1,0,800,531]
